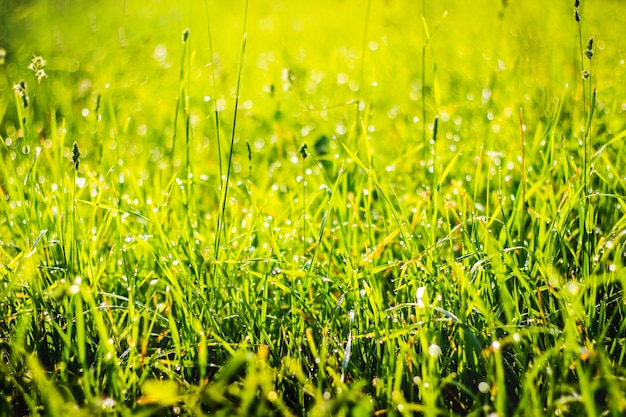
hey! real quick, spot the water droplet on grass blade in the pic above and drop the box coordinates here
[478,382,490,393]
[416,286,427,308]
[101,397,116,410]
[428,344,442,358]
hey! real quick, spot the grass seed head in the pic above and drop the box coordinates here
[13,81,28,107]
[300,144,308,159]
[72,142,80,170]
[28,55,47,83]
[586,37,594,59]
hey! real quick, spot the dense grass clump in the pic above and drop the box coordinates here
[1,1,626,415]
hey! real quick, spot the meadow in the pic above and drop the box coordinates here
[1,0,626,415]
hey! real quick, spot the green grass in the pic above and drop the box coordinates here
[1,0,626,415]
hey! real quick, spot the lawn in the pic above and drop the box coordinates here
[1,0,626,415]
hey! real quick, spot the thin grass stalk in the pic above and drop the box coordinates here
[181,28,197,272]
[421,0,428,176]
[583,35,595,277]
[574,1,591,277]
[204,0,225,259]
[169,35,188,166]
[185,28,192,197]
[421,43,428,178]
[574,1,585,114]
[427,116,439,267]
[300,144,308,255]
[429,116,438,196]
[71,142,80,274]
[215,0,249,266]
[519,107,526,245]
[172,29,193,270]
[583,88,596,277]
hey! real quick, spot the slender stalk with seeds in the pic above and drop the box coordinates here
[300,144,308,255]
[182,28,197,272]
[170,29,191,166]
[574,1,585,113]
[71,141,80,273]
[574,0,596,276]
[583,37,596,277]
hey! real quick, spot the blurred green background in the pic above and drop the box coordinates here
[2,1,625,164]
